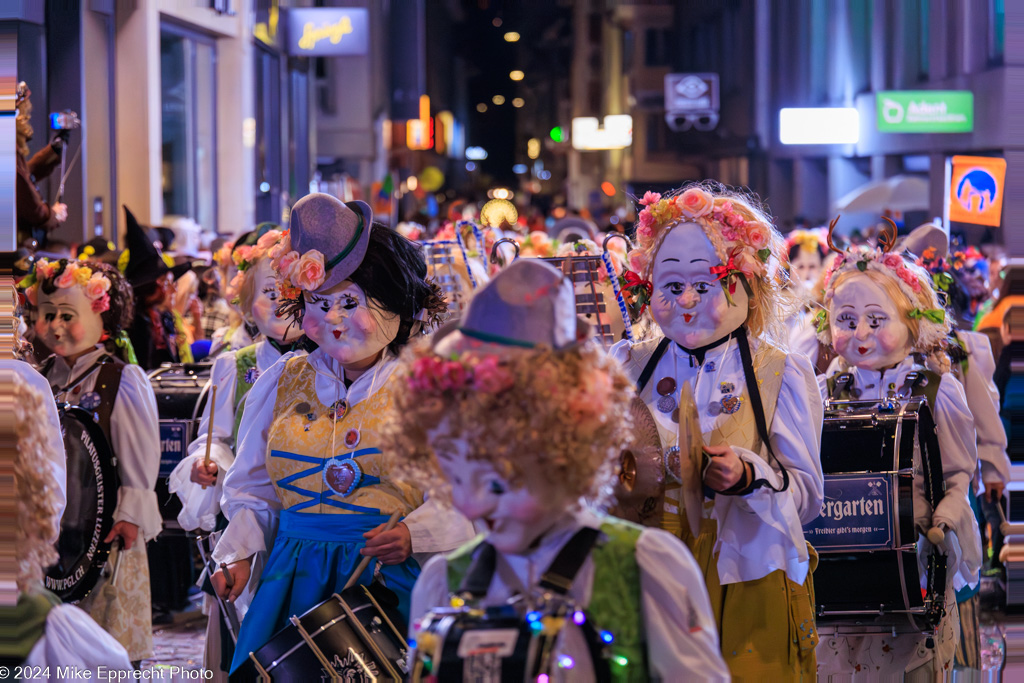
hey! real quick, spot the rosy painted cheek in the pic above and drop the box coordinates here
[302,313,323,341]
[832,330,852,355]
[252,298,273,320]
[649,291,674,321]
[349,309,378,336]
[875,328,907,354]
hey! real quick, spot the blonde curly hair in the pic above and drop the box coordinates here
[13,374,61,592]
[383,337,635,505]
[631,181,789,355]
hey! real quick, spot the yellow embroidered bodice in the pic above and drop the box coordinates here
[266,357,422,516]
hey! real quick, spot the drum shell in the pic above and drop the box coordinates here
[811,398,945,632]
[248,584,409,681]
[419,611,533,682]
[45,407,119,604]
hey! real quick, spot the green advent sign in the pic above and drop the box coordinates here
[877,91,974,133]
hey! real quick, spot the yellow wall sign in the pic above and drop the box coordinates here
[949,155,1006,227]
[287,8,368,56]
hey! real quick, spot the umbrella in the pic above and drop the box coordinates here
[835,175,930,213]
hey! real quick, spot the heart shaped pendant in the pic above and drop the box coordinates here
[323,458,363,497]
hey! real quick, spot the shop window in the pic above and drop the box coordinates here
[160,24,218,232]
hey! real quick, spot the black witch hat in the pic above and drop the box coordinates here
[122,206,190,286]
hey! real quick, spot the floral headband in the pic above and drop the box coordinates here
[624,187,774,310]
[227,229,290,302]
[408,353,516,396]
[20,258,112,313]
[817,217,949,349]
[785,228,827,257]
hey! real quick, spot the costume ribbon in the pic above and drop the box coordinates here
[114,331,140,365]
[908,307,946,324]
[931,272,953,292]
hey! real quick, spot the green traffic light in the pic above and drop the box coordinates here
[549,126,566,143]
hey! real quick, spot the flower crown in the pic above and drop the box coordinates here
[226,229,291,302]
[785,228,827,257]
[20,258,112,313]
[817,216,949,350]
[408,353,516,396]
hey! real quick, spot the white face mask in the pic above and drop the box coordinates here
[829,273,912,371]
[35,285,105,362]
[249,259,301,344]
[789,248,823,291]
[430,427,572,555]
[649,222,749,348]
[301,281,400,366]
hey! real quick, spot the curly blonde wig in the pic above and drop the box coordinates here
[633,181,789,355]
[13,374,61,592]
[383,337,635,505]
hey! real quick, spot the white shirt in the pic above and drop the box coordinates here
[953,330,1011,490]
[820,356,982,592]
[214,347,475,569]
[3,359,66,531]
[409,508,730,682]
[23,603,133,679]
[44,346,163,542]
[787,310,821,370]
[168,339,302,531]
[611,337,825,586]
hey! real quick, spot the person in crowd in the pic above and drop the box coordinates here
[612,183,824,678]
[197,264,231,341]
[208,194,474,674]
[23,257,162,663]
[168,226,306,676]
[816,218,981,678]
[395,258,730,681]
[1,341,132,675]
[208,231,265,356]
[15,82,68,247]
[122,207,193,369]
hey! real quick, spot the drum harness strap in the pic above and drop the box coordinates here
[635,328,790,495]
[46,353,124,436]
[457,527,614,683]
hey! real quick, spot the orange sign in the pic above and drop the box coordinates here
[949,155,1006,227]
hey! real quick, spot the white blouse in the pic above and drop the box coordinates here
[3,359,66,531]
[820,355,982,592]
[954,330,1010,490]
[610,337,825,586]
[168,340,301,532]
[22,602,133,678]
[44,346,163,542]
[214,347,475,570]
[409,508,730,682]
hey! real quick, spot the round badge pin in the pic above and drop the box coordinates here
[655,377,677,414]
[79,391,102,411]
[344,428,360,449]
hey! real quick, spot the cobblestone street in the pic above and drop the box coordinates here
[141,599,208,681]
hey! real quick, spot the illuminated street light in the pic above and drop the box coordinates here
[466,146,489,160]
[504,31,520,42]
[407,176,419,191]
[509,70,524,81]
[549,126,567,143]
[476,103,488,113]
[512,98,525,108]
[513,164,528,174]
[492,95,506,105]
[527,138,541,159]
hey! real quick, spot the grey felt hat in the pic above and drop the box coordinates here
[290,193,373,292]
[433,258,589,354]
[900,220,949,260]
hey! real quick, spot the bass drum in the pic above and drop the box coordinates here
[45,406,119,604]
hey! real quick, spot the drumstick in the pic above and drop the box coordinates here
[344,511,402,590]
[220,561,235,590]
[201,385,218,490]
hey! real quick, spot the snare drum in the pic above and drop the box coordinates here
[543,255,623,347]
[805,397,947,633]
[245,583,409,681]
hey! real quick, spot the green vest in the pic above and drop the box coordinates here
[0,589,60,665]
[446,518,647,683]
[231,344,260,444]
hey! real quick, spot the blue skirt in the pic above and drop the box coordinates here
[230,510,420,673]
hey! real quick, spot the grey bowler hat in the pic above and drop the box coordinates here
[290,193,374,292]
[432,258,589,354]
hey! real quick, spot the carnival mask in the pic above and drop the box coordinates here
[790,247,823,291]
[430,430,572,555]
[249,259,301,344]
[829,273,911,371]
[650,222,749,348]
[302,281,400,366]
[35,285,105,362]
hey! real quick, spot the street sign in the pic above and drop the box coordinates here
[665,73,719,113]
[948,155,1006,227]
[877,91,973,133]
[287,7,370,56]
